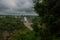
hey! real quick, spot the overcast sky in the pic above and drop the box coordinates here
[0,0,37,15]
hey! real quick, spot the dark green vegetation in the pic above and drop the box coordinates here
[10,30,40,40]
[32,0,60,40]
[0,16,25,31]
[0,16,40,40]
[0,16,26,40]
[0,0,60,40]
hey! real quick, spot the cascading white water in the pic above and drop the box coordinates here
[24,16,28,22]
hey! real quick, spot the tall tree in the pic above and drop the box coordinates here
[33,0,60,40]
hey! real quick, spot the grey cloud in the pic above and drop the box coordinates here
[0,0,37,15]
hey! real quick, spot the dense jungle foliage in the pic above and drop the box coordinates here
[0,0,60,40]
